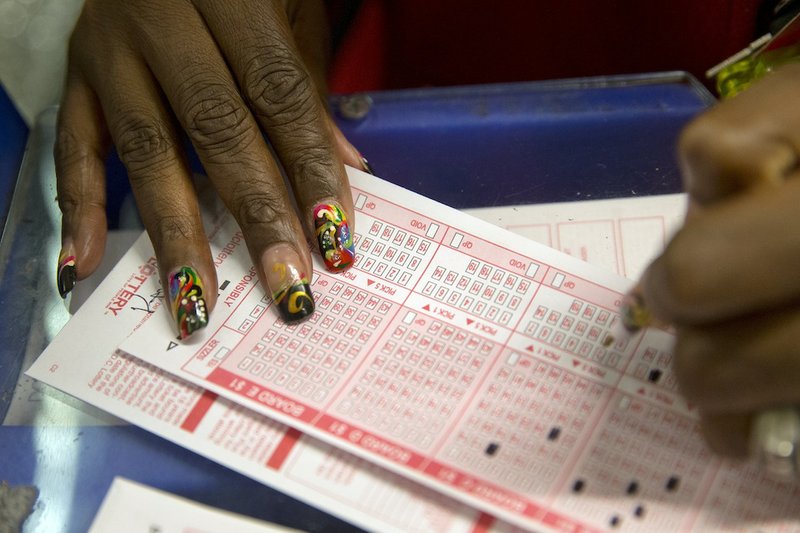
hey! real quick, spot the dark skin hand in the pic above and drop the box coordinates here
[55,0,368,337]
[640,63,800,458]
[58,0,800,463]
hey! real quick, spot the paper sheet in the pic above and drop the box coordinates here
[3,230,140,426]
[88,477,301,533]
[464,193,686,280]
[29,169,800,532]
[26,205,495,533]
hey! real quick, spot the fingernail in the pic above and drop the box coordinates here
[168,266,209,339]
[313,202,355,271]
[263,243,315,323]
[56,247,77,298]
[620,290,651,334]
[358,152,375,175]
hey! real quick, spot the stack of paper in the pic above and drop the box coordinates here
[29,169,800,532]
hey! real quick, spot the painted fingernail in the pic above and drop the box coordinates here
[168,266,209,339]
[56,247,77,298]
[620,289,651,334]
[358,152,375,175]
[263,244,315,323]
[313,202,355,271]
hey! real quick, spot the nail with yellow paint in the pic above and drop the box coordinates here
[620,288,652,334]
[263,244,315,323]
[313,202,355,272]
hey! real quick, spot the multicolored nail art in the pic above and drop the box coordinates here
[270,263,315,323]
[620,290,651,334]
[168,266,208,339]
[57,249,77,298]
[314,203,355,271]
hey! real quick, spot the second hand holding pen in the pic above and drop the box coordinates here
[618,287,800,481]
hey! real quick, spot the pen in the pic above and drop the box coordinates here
[709,12,800,99]
[619,290,800,481]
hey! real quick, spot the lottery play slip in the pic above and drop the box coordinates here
[30,168,800,532]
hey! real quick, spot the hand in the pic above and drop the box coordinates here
[55,0,368,337]
[639,64,800,457]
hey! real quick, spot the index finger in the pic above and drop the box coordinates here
[678,64,800,207]
[641,177,800,325]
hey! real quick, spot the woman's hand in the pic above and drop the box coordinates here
[640,64,800,457]
[55,0,367,337]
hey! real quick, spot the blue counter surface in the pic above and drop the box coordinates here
[0,86,28,234]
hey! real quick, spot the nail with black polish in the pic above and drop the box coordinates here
[57,248,77,298]
[359,152,375,175]
[263,243,315,323]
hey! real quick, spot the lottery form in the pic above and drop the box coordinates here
[27,208,494,533]
[464,193,687,280]
[115,168,800,532]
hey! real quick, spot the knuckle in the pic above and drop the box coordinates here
[57,194,77,214]
[54,129,105,215]
[56,187,82,217]
[54,125,80,166]
[179,77,256,161]
[288,146,336,191]
[235,190,284,229]
[679,111,745,164]
[113,114,177,176]
[678,115,742,187]
[54,126,93,177]
[241,50,317,127]
[55,187,105,221]
[678,114,721,164]
[679,112,778,195]
[152,214,196,245]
